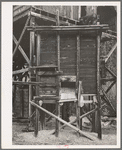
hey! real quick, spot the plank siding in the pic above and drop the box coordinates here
[40,33,57,65]
[60,34,77,75]
[37,32,97,93]
[80,37,97,94]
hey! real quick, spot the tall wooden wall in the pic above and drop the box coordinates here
[38,31,97,94]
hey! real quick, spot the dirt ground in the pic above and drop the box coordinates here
[12,116,116,145]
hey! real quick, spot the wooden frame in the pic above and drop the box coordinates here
[13,7,116,141]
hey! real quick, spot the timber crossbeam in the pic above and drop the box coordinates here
[13,81,56,87]
[26,25,109,31]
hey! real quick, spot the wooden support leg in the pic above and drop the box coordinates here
[40,107,45,130]
[97,107,102,139]
[97,33,102,139]
[76,102,80,137]
[80,107,83,130]
[55,102,60,137]
[92,103,96,132]
[34,107,39,137]
[95,105,98,133]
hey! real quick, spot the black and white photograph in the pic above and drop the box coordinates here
[1,1,121,149]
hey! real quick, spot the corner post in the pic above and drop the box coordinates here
[76,31,81,136]
[97,30,102,139]
[55,9,60,137]
[29,15,35,119]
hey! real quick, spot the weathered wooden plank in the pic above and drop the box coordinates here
[13,10,30,22]
[36,32,41,66]
[105,43,117,62]
[27,25,109,31]
[96,33,102,139]
[34,96,59,101]
[60,68,76,75]
[105,67,117,78]
[13,81,56,86]
[37,71,63,76]
[101,88,116,113]
[30,65,58,69]
[39,77,56,84]
[29,16,35,117]
[13,6,30,16]
[105,80,116,94]
[39,87,57,95]
[13,68,29,75]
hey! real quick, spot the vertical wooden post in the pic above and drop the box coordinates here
[34,100,39,137]
[92,96,95,132]
[76,32,81,136]
[55,9,60,137]
[36,32,41,66]
[97,32,102,139]
[36,32,45,130]
[29,16,35,117]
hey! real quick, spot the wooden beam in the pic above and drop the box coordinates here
[13,6,31,17]
[34,96,59,101]
[13,15,31,57]
[30,65,58,69]
[101,78,116,82]
[36,32,41,66]
[97,33,102,139]
[13,81,57,87]
[26,25,109,31]
[105,80,116,94]
[13,68,29,75]
[29,16,35,117]
[55,9,60,137]
[57,12,60,71]
[13,35,30,64]
[37,71,63,76]
[30,101,99,141]
[102,32,117,39]
[105,43,117,63]
[76,32,81,133]
[46,109,56,123]
[59,99,77,103]
[34,101,39,137]
[101,88,116,113]
[105,66,117,78]
[13,11,30,22]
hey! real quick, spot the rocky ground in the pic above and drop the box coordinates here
[12,116,117,146]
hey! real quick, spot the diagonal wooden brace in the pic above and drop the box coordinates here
[105,80,116,94]
[30,101,99,141]
[101,87,116,113]
[13,15,31,57]
[105,43,117,63]
[13,35,30,64]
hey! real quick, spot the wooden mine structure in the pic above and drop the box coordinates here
[13,5,117,140]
